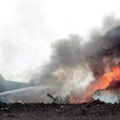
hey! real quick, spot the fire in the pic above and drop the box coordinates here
[70,66,120,103]
[69,96,78,104]
[91,66,120,91]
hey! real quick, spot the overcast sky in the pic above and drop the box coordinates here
[0,0,120,82]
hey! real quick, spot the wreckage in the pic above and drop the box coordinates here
[0,86,72,104]
[92,88,120,104]
[47,93,64,103]
[0,85,119,104]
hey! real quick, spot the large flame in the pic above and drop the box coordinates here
[70,66,120,103]
[91,66,120,90]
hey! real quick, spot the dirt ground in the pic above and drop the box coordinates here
[0,100,120,120]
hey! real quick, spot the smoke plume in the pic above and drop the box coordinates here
[29,16,120,100]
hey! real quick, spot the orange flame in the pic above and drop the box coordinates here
[70,66,120,103]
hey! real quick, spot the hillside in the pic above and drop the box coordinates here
[0,74,29,92]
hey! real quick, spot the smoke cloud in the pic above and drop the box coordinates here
[29,16,120,100]
[1,16,120,103]
[29,34,95,98]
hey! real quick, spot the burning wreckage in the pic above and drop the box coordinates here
[0,85,119,104]
[0,24,120,105]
